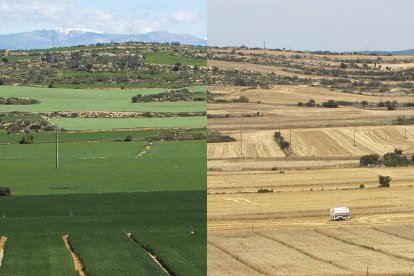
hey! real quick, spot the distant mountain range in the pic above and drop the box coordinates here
[0,29,207,50]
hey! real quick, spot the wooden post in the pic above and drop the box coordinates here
[56,129,59,169]
[240,125,243,159]
[404,116,407,139]
[354,124,356,146]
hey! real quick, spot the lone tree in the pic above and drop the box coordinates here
[0,187,11,196]
[378,175,391,188]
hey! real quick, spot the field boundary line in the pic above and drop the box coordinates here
[207,240,271,275]
[315,229,414,263]
[0,236,7,268]
[371,227,414,243]
[254,232,352,272]
[62,235,88,276]
[126,233,173,276]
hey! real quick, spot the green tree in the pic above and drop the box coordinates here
[378,175,391,188]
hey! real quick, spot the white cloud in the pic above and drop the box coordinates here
[172,9,200,23]
[0,0,206,38]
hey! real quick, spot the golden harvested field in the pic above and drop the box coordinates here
[207,130,285,159]
[208,177,414,274]
[208,102,414,132]
[282,125,414,157]
[209,85,414,105]
[208,49,414,275]
[208,167,414,194]
[213,48,414,62]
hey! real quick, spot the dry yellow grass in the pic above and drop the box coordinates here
[253,227,414,274]
[281,125,414,157]
[208,50,414,275]
[208,130,285,159]
[208,167,414,194]
[209,85,414,105]
[209,232,346,275]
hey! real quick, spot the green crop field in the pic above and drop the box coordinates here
[0,191,206,275]
[0,129,155,144]
[0,44,207,275]
[50,116,206,130]
[145,51,207,66]
[0,86,206,112]
[0,139,206,195]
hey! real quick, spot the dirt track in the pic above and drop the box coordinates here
[0,236,7,268]
[63,235,87,276]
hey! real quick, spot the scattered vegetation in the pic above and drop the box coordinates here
[207,131,236,143]
[131,89,193,102]
[0,97,40,105]
[145,129,206,142]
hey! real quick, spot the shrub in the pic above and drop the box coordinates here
[359,184,365,189]
[378,175,391,188]
[383,151,409,167]
[19,134,34,144]
[0,186,11,196]
[274,131,290,150]
[360,154,380,166]
[257,188,273,193]
[306,99,315,107]
[322,100,339,108]
[207,132,236,143]
[124,135,133,142]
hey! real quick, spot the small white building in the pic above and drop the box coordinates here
[330,207,351,221]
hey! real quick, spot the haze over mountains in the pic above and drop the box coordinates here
[0,29,207,50]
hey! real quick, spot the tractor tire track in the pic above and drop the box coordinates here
[62,235,87,276]
[126,233,173,276]
[254,232,352,273]
[207,240,271,276]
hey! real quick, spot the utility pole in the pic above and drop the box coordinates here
[240,125,243,159]
[353,123,356,146]
[52,31,55,48]
[404,116,407,139]
[289,128,292,150]
[56,129,59,169]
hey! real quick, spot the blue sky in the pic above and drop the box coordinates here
[208,0,414,51]
[0,0,206,38]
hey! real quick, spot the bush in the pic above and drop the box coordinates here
[124,135,133,142]
[360,154,380,166]
[207,132,236,143]
[322,100,339,108]
[383,151,409,167]
[19,134,34,144]
[0,187,11,196]
[257,188,273,193]
[378,175,391,188]
[274,131,290,150]
[359,184,365,189]
[306,99,315,107]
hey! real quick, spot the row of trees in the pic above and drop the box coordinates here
[360,149,412,167]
